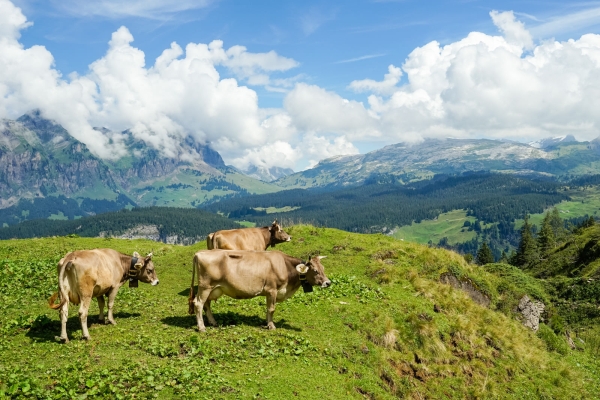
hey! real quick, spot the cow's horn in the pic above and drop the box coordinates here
[146,252,153,259]
[318,256,327,260]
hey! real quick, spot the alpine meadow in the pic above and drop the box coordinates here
[2,0,600,399]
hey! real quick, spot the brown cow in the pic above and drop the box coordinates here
[206,220,291,251]
[48,249,159,342]
[188,249,330,332]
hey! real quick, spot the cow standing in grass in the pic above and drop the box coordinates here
[189,250,330,331]
[48,249,159,342]
[206,220,291,251]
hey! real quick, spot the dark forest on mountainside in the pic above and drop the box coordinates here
[203,172,568,234]
[0,207,240,241]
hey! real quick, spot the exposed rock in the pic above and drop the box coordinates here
[99,224,203,245]
[439,272,491,307]
[565,331,576,350]
[517,295,545,332]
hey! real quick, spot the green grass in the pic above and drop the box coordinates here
[391,210,477,245]
[47,212,68,221]
[235,220,257,228]
[0,227,598,399]
[516,186,600,229]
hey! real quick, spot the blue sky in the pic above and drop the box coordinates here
[3,0,600,170]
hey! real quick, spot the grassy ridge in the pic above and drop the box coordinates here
[1,227,598,398]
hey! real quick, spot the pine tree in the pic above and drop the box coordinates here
[476,242,494,265]
[514,215,538,268]
[549,208,565,242]
[499,251,509,264]
[538,211,556,257]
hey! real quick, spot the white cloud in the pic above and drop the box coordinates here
[284,83,381,140]
[284,10,600,146]
[348,64,402,95]
[0,0,312,167]
[51,0,216,20]
[490,10,534,50]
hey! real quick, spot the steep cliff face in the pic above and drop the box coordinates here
[0,112,279,220]
[0,114,118,207]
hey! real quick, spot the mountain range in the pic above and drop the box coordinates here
[3,111,600,226]
[0,111,281,225]
[274,137,600,189]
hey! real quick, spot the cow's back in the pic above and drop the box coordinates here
[63,249,125,299]
[213,228,266,251]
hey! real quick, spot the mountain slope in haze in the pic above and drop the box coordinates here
[0,111,280,225]
[241,164,294,182]
[275,137,600,189]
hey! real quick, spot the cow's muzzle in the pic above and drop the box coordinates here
[322,280,331,288]
[287,237,292,241]
[151,280,160,286]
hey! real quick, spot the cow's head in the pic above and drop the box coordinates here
[133,252,159,286]
[296,256,331,288]
[269,220,291,247]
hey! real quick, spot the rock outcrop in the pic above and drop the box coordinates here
[439,272,491,307]
[516,295,545,332]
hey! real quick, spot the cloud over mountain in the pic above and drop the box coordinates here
[1,1,600,171]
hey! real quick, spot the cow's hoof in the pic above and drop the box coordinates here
[208,320,218,327]
[107,319,116,325]
[265,324,276,330]
[82,335,90,341]
[98,319,105,324]
[56,336,69,343]
[198,326,206,332]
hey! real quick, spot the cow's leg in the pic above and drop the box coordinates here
[204,300,217,327]
[265,291,277,330]
[97,295,106,324]
[78,296,92,340]
[106,288,118,325]
[59,300,69,343]
[193,288,213,332]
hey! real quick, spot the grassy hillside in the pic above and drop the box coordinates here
[391,210,477,245]
[1,227,599,399]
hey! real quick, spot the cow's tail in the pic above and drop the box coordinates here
[188,255,197,315]
[206,233,215,250]
[48,258,69,310]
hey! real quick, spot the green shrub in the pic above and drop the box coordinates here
[538,324,569,355]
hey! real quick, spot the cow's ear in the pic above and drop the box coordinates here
[134,260,144,270]
[133,251,140,258]
[296,264,309,274]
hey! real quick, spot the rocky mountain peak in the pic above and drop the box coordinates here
[528,135,578,149]
[242,164,294,182]
[16,110,70,144]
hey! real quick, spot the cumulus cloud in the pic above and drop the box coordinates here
[4,1,600,173]
[348,64,402,95]
[490,10,534,50]
[284,10,600,145]
[0,0,346,170]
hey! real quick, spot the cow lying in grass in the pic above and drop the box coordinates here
[189,249,330,331]
[48,249,159,342]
